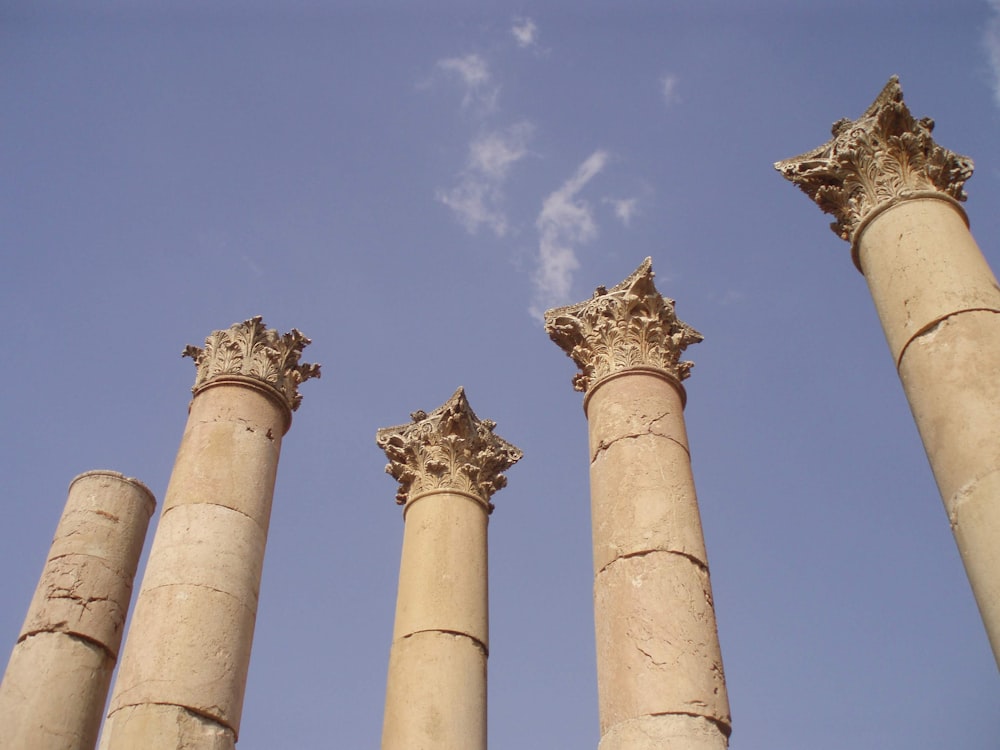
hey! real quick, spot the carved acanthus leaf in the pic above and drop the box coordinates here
[544,257,702,393]
[183,316,321,412]
[775,76,973,243]
[376,387,522,510]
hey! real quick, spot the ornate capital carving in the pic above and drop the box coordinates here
[544,257,702,394]
[182,316,321,412]
[376,387,522,510]
[775,76,973,244]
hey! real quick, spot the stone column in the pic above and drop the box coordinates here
[0,471,154,750]
[776,77,1000,666]
[99,317,319,750]
[545,259,731,750]
[376,387,521,750]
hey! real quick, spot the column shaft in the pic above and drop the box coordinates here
[100,386,283,748]
[377,388,520,750]
[776,77,1000,666]
[0,470,155,750]
[99,317,318,749]
[858,198,1000,662]
[381,491,490,750]
[545,259,731,749]
[587,372,729,749]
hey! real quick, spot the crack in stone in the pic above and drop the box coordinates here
[896,306,1000,368]
[139,581,258,611]
[645,710,733,738]
[108,701,238,741]
[948,466,1000,530]
[400,628,489,657]
[45,552,115,566]
[598,547,709,576]
[592,427,689,463]
[635,643,669,667]
[50,588,112,612]
[160,500,265,534]
[17,628,117,659]
[647,409,673,431]
[167,702,238,739]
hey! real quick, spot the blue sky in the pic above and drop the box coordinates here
[2,2,999,748]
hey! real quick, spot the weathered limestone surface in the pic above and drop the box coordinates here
[595,554,727,733]
[856,198,998,365]
[599,713,728,750]
[897,309,1000,652]
[377,388,520,750]
[381,632,488,750]
[391,491,489,644]
[100,318,318,749]
[587,371,708,572]
[589,375,727,737]
[777,78,1000,666]
[546,259,731,749]
[98,704,235,750]
[0,470,155,750]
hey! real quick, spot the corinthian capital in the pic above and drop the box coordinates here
[544,257,702,394]
[376,387,522,510]
[775,76,973,244]
[182,316,321,412]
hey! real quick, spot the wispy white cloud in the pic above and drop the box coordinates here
[438,54,499,112]
[438,121,533,236]
[604,197,639,227]
[988,1,1000,107]
[511,17,539,49]
[530,151,609,319]
[439,54,490,89]
[437,179,508,236]
[469,122,533,180]
[661,73,679,106]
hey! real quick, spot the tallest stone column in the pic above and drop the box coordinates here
[545,259,731,750]
[100,317,319,749]
[776,78,1000,666]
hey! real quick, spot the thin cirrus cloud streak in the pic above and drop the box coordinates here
[530,150,609,321]
[436,122,533,237]
[988,1,1000,106]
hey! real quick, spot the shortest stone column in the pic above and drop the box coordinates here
[0,470,155,750]
[377,388,521,750]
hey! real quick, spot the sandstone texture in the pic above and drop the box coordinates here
[101,318,317,749]
[545,260,731,748]
[777,77,1000,667]
[377,389,519,750]
[381,631,488,750]
[0,470,154,750]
